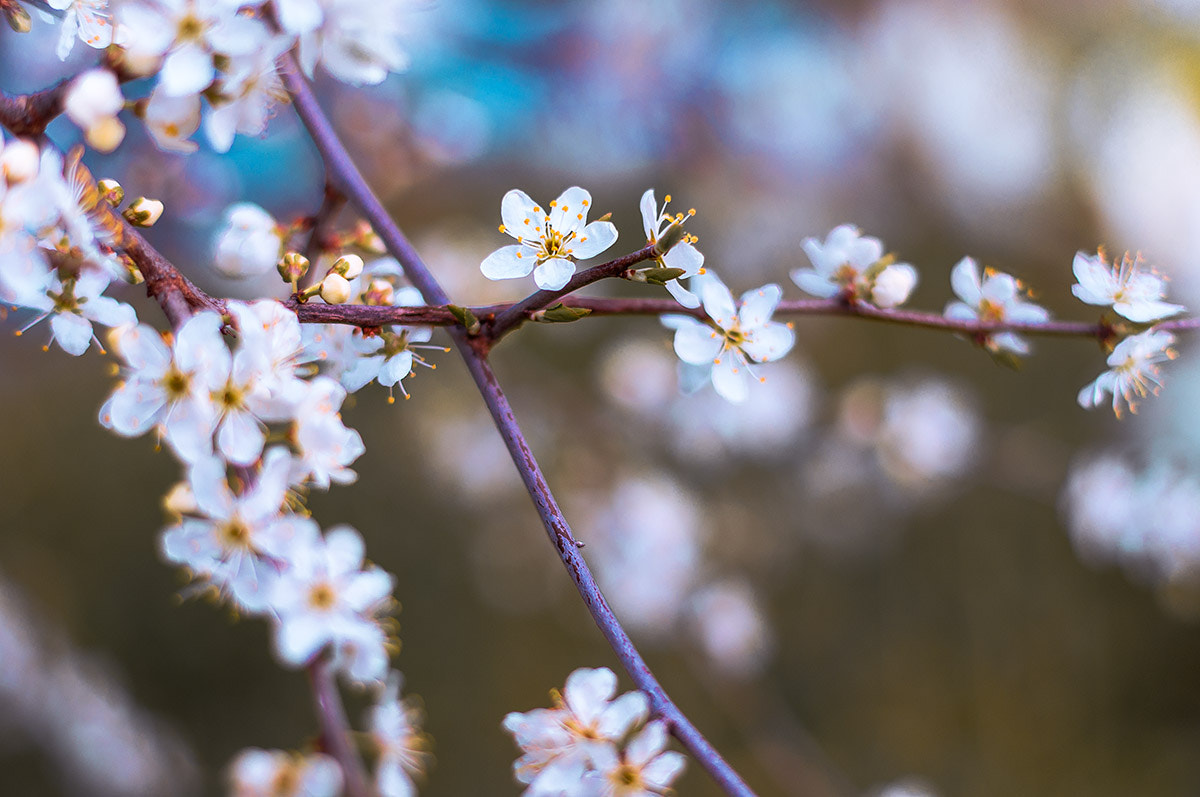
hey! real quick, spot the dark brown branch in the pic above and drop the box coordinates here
[0,80,69,137]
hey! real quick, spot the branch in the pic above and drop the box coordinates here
[302,181,347,266]
[485,244,658,342]
[0,80,68,137]
[279,50,758,797]
[308,657,373,797]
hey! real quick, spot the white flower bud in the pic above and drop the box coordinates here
[123,197,164,227]
[332,254,364,280]
[86,116,126,153]
[0,139,40,184]
[871,263,918,308]
[320,273,352,304]
[64,69,124,130]
[214,203,283,278]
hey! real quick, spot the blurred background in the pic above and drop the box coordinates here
[5,0,1200,794]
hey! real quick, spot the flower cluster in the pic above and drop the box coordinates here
[28,0,415,155]
[0,138,137,356]
[503,667,685,797]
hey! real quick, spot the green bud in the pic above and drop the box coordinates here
[638,267,686,286]
[4,4,31,33]
[122,197,163,227]
[653,222,687,256]
[97,179,124,207]
[277,251,310,284]
[331,253,364,279]
[448,304,481,335]
[531,303,592,323]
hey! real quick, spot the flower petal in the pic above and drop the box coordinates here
[568,220,618,260]
[533,258,575,291]
[481,245,536,281]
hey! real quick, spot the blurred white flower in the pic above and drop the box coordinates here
[1072,249,1186,323]
[213,203,283,278]
[228,748,342,797]
[944,256,1049,357]
[1077,328,1176,417]
[791,224,917,308]
[367,673,428,797]
[63,69,125,152]
[688,580,772,678]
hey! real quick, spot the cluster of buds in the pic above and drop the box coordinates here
[290,253,365,304]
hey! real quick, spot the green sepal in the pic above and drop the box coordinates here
[532,303,592,323]
[448,304,481,335]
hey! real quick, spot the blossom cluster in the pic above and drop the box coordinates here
[28,0,413,155]
[503,667,685,797]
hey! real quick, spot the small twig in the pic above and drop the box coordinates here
[484,244,658,342]
[301,182,348,274]
[307,656,373,797]
[0,81,69,138]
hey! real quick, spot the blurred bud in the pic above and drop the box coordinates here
[0,139,39,184]
[870,263,918,308]
[277,251,310,284]
[86,116,126,153]
[448,304,481,335]
[97,178,125,206]
[320,273,352,304]
[331,254,364,279]
[163,481,197,519]
[353,221,385,254]
[123,197,164,227]
[3,3,31,33]
[532,302,591,323]
[364,278,394,306]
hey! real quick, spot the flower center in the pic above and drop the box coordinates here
[307,582,337,610]
[161,365,191,400]
[219,519,252,549]
[978,299,1005,323]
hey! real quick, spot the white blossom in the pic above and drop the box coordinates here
[49,0,115,61]
[367,673,427,797]
[63,69,125,153]
[1077,328,1177,417]
[214,203,283,278]
[13,269,135,356]
[482,187,618,291]
[791,224,918,308]
[1072,249,1186,323]
[638,189,704,308]
[944,256,1049,356]
[205,36,292,153]
[584,720,685,797]
[144,85,202,153]
[296,0,412,86]
[228,748,342,797]
[665,273,795,403]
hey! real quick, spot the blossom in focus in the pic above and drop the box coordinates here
[228,748,342,797]
[585,720,685,797]
[1077,328,1177,417]
[638,189,704,308]
[943,256,1049,356]
[268,525,394,677]
[481,187,618,291]
[367,672,428,797]
[791,224,918,308]
[213,203,284,278]
[502,667,649,795]
[13,269,136,356]
[1072,249,1186,323]
[665,273,795,403]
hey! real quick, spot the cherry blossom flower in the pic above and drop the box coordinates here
[289,376,365,488]
[205,37,292,153]
[943,256,1049,356]
[268,525,394,674]
[228,748,342,797]
[295,0,412,86]
[1072,249,1186,323]
[213,203,284,278]
[99,313,223,462]
[665,273,795,403]
[639,189,704,308]
[503,667,649,795]
[143,86,202,153]
[63,69,125,153]
[367,672,428,797]
[48,0,115,61]
[584,720,685,797]
[160,448,312,612]
[1077,328,1177,417]
[13,269,136,356]
[482,187,618,291]
[791,224,918,308]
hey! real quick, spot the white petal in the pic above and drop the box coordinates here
[950,257,982,306]
[1113,299,1187,323]
[568,220,618,260]
[742,322,794,363]
[664,278,701,309]
[501,189,543,235]
[563,668,617,724]
[533,258,575,291]
[791,270,840,299]
[275,614,329,666]
[159,44,215,96]
[50,313,93,355]
[673,322,723,365]
[549,186,592,237]
[711,354,751,403]
[699,277,737,329]
[639,188,658,240]
[481,245,536,280]
[663,240,704,277]
[218,411,265,466]
[738,283,782,330]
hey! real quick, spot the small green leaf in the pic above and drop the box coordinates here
[448,304,481,335]
[531,303,592,323]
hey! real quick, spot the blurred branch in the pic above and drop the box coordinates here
[301,182,347,266]
[278,48,759,797]
[0,80,68,137]
[308,657,372,797]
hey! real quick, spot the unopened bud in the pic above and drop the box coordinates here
[320,273,352,304]
[122,197,164,227]
[331,253,364,279]
[0,138,40,184]
[116,253,143,284]
[4,3,31,33]
[448,304,481,335]
[637,266,686,286]
[353,221,385,254]
[531,302,592,323]
[97,178,125,206]
[86,117,126,153]
[653,222,687,256]
[277,251,310,283]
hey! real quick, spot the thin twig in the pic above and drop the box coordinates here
[279,50,759,797]
[308,657,373,797]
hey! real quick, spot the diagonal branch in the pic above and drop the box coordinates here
[278,50,758,797]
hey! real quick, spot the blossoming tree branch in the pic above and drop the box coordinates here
[0,1,1192,796]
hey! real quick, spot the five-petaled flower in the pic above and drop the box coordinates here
[791,224,918,308]
[1077,328,1177,417]
[481,187,618,291]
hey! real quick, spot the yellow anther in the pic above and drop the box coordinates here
[576,213,583,221]
[582,199,589,205]
[550,200,557,207]
[664,194,672,203]
[387,395,395,405]
[688,208,696,215]
[517,251,523,258]
[523,218,530,225]
[498,224,506,233]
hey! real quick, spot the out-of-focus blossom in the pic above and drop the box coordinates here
[295,0,413,86]
[944,256,1049,357]
[481,187,618,291]
[1072,249,1186,323]
[791,224,917,308]
[205,36,292,153]
[48,0,115,61]
[688,580,772,678]
[228,748,342,797]
[143,86,202,154]
[213,203,284,279]
[367,673,428,797]
[1077,328,1177,417]
[584,720,686,797]
[63,69,125,153]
